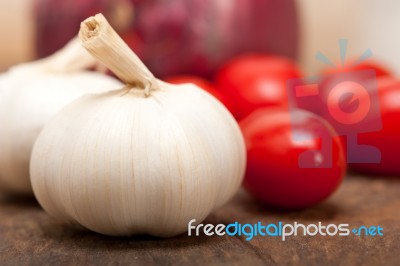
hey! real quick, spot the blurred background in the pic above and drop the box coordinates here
[0,0,398,76]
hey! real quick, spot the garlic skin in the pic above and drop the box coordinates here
[30,14,246,237]
[31,84,245,236]
[0,73,5,97]
[0,38,122,195]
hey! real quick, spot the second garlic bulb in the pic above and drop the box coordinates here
[0,38,122,195]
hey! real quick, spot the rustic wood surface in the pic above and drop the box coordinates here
[0,174,399,266]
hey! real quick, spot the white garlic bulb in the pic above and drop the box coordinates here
[0,37,122,195]
[0,73,5,96]
[30,14,246,237]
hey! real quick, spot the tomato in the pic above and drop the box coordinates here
[298,60,392,118]
[318,60,393,107]
[322,59,392,78]
[164,75,235,113]
[215,54,301,120]
[240,108,346,209]
[349,77,400,176]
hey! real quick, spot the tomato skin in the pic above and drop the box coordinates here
[319,60,392,106]
[300,60,392,115]
[240,108,346,209]
[350,77,400,176]
[215,54,301,120]
[165,75,235,113]
[322,60,392,78]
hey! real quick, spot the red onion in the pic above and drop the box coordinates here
[35,0,298,78]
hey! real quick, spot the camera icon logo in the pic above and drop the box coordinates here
[287,45,382,168]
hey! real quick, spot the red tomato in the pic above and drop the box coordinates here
[319,60,392,106]
[297,60,392,117]
[322,59,392,78]
[240,108,346,209]
[215,54,301,120]
[349,77,400,176]
[165,75,235,113]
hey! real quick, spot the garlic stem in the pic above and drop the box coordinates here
[79,13,159,96]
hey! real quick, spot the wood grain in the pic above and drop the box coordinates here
[0,174,399,266]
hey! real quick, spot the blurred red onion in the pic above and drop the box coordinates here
[35,0,298,78]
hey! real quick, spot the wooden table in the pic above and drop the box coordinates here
[0,174,399,265]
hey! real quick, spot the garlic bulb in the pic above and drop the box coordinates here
[0,37,122,195]
[0,73,5,95]
[30,14,246,237]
